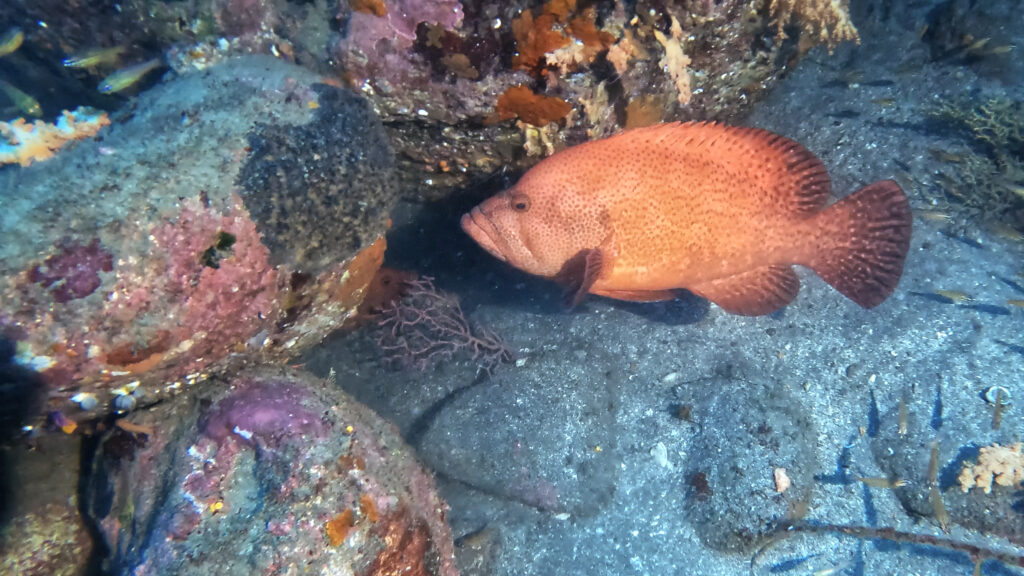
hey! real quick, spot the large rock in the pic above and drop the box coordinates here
[85,366,458,576]
[0,56,397,423]
[677,372,817,553]
[0,434,92,576]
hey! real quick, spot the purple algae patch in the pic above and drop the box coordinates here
[203,379,326,443]
[29,238,114,303]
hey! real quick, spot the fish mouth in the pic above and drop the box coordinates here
[460,207,508,263]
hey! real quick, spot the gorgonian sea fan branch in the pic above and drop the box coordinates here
[376,277,512,375]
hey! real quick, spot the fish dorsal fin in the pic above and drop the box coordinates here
[690,265,800,316]
[610,122,832,217]
[553,248,603,307]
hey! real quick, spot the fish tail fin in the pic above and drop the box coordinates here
[809,180,912,308]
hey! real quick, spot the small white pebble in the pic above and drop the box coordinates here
[114,394,136,412]
[774,468,791,493]
[71,392,99,411]
[650,442,671,468]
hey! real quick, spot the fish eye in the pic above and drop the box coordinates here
[510,194,531,212]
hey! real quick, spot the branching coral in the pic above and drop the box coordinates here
[494,85,573,127]
[926,98,1024,224]
[653,16,693,105]
[769,0,860,53]
[0,107,109,166]
[958,442,1024,494]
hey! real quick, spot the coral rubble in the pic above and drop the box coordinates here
[959,443,1024,494]
[0,108,109,167]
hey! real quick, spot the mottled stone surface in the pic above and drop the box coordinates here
[0,435,92,576]
[0,56,394,423]
[237,84,397,273]
[678,371,817,553]
[85,366,458,576]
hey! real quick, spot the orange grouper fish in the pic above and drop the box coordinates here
[460,122,912,315]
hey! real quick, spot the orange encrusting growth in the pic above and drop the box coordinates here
[461,122,912,315]
[326,509,354,546]
[494,85,573,127]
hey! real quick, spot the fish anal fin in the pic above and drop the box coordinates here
[591,289,678,302]
[691,265,800,316]
[553,248,603,307]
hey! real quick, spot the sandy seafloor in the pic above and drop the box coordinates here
[300,3,1024,576]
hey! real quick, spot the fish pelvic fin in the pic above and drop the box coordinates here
[809,179,912,308]
[553,248,604,308]
[590,288,678,302]
[690,265,800,316]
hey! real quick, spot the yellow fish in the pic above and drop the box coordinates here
[0,79,41,117]
[0,27,23,58]
[98,58,162,94]
[63,46,126,69]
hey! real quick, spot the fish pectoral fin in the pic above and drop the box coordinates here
[591,288,678,302]
[690,265,800,316]
[553,248,604,308]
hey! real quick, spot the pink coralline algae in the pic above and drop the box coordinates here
[29,238,113,303]
[202,379,326,443]
[334,0,464,84]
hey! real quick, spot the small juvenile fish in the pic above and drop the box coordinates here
[989,45,1014,54]
[63,46,125,68]
[1003,181,1024,199]
[462,123,913,314]
[856,476,908,489]
[934,289,972,303]
[0,27,23,58]
[917,210,952,223]
[0,79,41,116]
[1007,299,1024,308]
[989,223,1023,242]
[964,37,991,53]
[98,58,161,93]
[929,486,950,532]
[929,148,964,163]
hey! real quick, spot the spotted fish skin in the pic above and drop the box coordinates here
[461,122,912,315]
